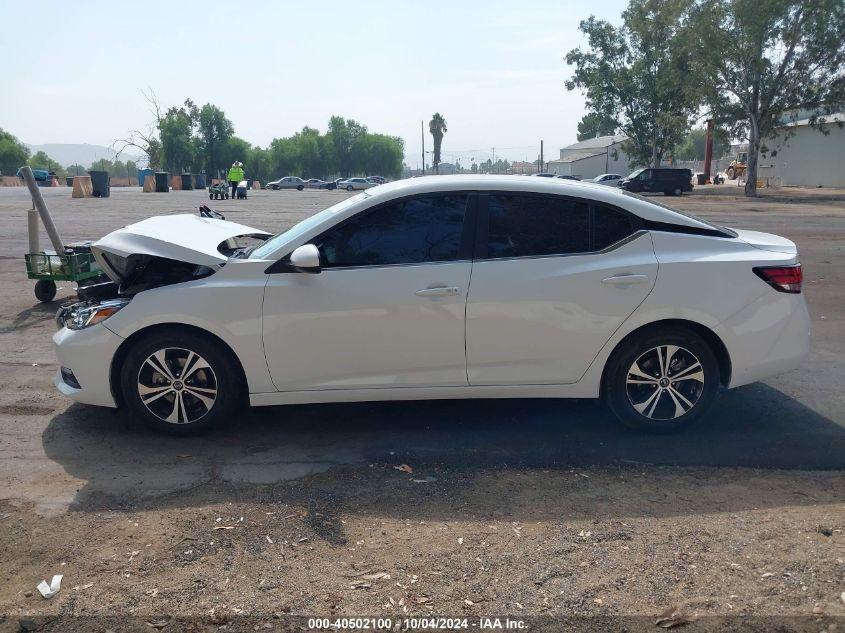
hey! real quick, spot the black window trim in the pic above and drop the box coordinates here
[267,191,478,273]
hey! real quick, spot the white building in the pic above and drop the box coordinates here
[546,134,636,179]
[762,113,845,188]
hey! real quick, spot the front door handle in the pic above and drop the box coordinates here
[602,274,649,285]
[415,286,460,297]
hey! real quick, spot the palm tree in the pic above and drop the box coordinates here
[428,113,447,175]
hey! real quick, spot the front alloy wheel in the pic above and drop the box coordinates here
[605,326,720,432]
[121,329,242,434]
[137,348,218,424]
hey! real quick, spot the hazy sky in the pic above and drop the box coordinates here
[2,0,628,167]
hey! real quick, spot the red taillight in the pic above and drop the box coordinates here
[753,264,802,293]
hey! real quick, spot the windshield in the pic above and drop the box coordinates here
[248,192,369,259]
[627,168,645,179]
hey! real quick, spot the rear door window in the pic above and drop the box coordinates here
[593,205,637,250]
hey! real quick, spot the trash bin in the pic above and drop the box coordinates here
[88,170,110,197]
[138,168,154,188]
[65,176,73,187]
[696,173,707,185]
[154,172,169,192]
[180,174,194,190]
[194,173,207,189]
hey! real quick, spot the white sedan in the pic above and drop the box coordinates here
[592,173,623,186]
[267,176,305,190]
[338,177,376,191]
[53,176,809,434]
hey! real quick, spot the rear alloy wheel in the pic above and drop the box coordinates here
[605,327,720,432]
[346,185,354,191]
[121,330,242,435]
[673,186,683,196]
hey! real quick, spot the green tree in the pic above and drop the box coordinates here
[197,104,234,177]
[428,113,447,174]
[576,113,619,141]
[159,99,198,174]
[0,128,30,175]
[328,116,367,177]
[690,0,845,196]
[675,126,731,161]
[566,0,699,168]
[66,163,87,176]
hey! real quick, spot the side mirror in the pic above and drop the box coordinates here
[289,244,321,273]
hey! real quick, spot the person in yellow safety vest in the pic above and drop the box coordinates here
[227,161,245,199]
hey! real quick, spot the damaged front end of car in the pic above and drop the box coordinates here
[56,211,271,330]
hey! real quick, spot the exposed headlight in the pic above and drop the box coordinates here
[60,298,130,330]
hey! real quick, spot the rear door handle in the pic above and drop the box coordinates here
[415,286,460,297]
[602,274,649,285]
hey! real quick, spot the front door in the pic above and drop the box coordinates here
[466,193,658,385]
[262,193,475,391]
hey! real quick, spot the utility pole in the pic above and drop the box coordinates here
[703,118,714,184]
[421,121,425,176]
[540,140,544,174]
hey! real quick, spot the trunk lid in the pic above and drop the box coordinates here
[733,228,797,255]
[91,214,270,286]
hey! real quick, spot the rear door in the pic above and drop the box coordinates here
[465,193,658,385]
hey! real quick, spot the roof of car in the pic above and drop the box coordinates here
[363,175,712,230]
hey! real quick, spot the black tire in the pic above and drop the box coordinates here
[673,186,682,196]
[726,166,735,180]
[225,193,229,199]
[346,185,354,191]
[120,328,244,435]
[209,193,213,200]
[34,279,57,302]
[297,185,304,191]
[604,325,720,433]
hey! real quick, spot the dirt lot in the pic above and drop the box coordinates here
[0,184,843,632]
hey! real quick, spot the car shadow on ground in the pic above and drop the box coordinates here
[42,384,845,520]
[39,381,845,522]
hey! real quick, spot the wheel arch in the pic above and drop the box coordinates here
[109,323,249,408]
[600,318,732,397]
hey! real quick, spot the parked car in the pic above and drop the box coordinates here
[556,175,580,181]
[592,173,623,186]
[366,176,386,185]
[267,176,305,191]
[53,175,809,435]
[338,178,375,191]
[305,178,326,189]
[534,173,557,178]
[619,168,694,196]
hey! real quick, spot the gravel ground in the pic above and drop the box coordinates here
[0,184,843,632]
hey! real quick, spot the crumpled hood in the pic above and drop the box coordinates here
[92,214,271,269]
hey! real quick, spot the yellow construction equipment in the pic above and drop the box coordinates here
[725,151,747,180]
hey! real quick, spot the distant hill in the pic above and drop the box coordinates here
[25,143,143,168]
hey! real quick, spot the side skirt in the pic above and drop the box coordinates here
[249,382,600,407]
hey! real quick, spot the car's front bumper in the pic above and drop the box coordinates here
[53,324,124,407]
